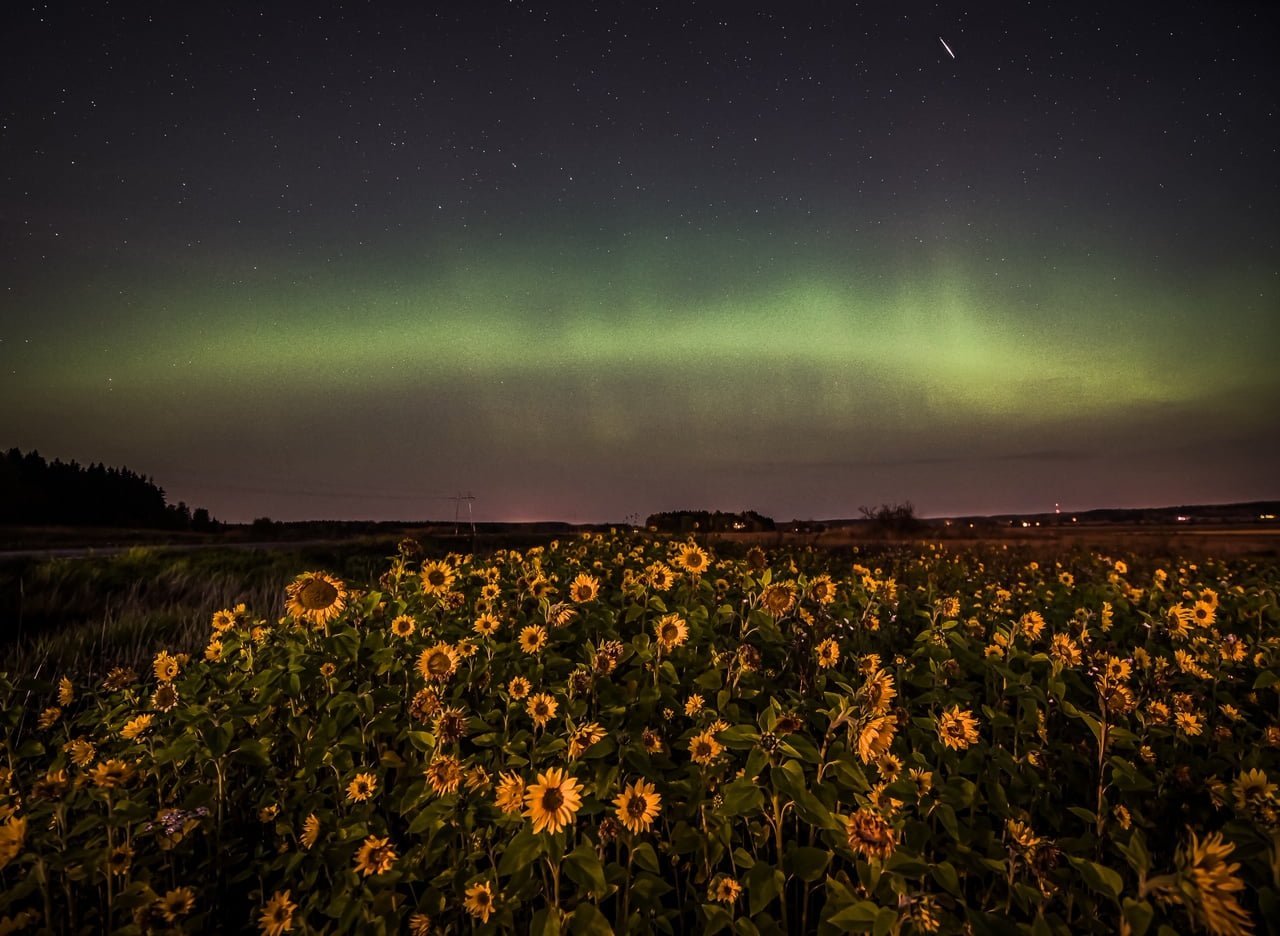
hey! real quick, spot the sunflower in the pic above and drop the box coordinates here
[473,613,500,637]
[285,571,347,626]
[809,574,837,605]
[1105,656,1132,681]
[1049,633,1082,667]
[353,835,397,876]
[523,767,583,834]
[860,668,896,715]
[122,714,153,741]
[495,772,526,814]
[434,706,469,745]
[689,729,724,766]
[211,608,237,632]
[390,615,416,638]
[301,814,320,850]
[709,875,742,904]
[644,562,675,591]
[613,778,661,834]
[937,706,980,751]
[259,890,296,936]
[654,614,689,652]
[877,753,903,783]
[37,707,60,729]
[1019,612,1045,642]
[417,643,458,682]
[760,581,798,617]
[480,581,501,601]
[569,572,600,603]
[409,912,433,936]
[1176,830,1251,936]
[567,721,607,759]
[909,768,933,796]
[346,772,377,802]
[153,650,180,683]
[846,808,896,861]
[58,676,74,706]
[157,887,195,923]
[205,639,223,662]
[425,754,464,795]
[519,625,548,655]
[1233,768,1276,814]
[507,676,531,700]
[420,560,456,596]
[526,693,558,728]
[64,738,95,767]
[816,638,840,669]
[107,843,132,876]
[463,881,496,924]
[675,542,711,575]
[0,817,26,871]
[1176,711,1204,736]
[1192,600,1216,628]
[856,715,897,764]
[151,683,179,712]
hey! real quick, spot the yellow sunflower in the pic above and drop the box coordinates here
[425,754,464,795]
[346,772,377,802]
[495,772,526,814]
[760,581,797,617]
[211,608,237,632]
[845,808,896,861]
[856,715,896,764]
[709,875,742,904]
[353,835,397,876]
[153,650,180,683]
[301,814,320,850]
[567,721,607,759]
[645,562,675,591]
[1192,600,1216,628]
[58,676,75,706]
[654,614,689,652]
[473,613,500,637]
[816,638,840,669]
[523,767,583,834]
[390,615,416,638]
[121,714,153,741]
[1176,830,1251,936]
[285,571,347,626]
[157,887,196,923]
[507,676,531,700]
[937,706,980,751]
[152,683,179,712]
[526,693,558,728]
[0,817,26,871]
[417,643,458,682]
[569,572,600,603]
[463,880,496,923]
[613,778,662,834]
[420,560,456,596]
[259,890,296,936]
[688,729,723,766]
[675,542,710,575]
[519,625,548,655]
[809,574,837,605]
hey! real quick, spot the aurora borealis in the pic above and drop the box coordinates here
[2,3,1277,522]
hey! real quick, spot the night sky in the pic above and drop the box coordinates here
[2,2,1277,523]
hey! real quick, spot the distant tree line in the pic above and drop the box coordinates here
[646,510,775,533]
[0,447,217,530]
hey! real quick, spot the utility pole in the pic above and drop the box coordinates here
[450,492,476,538]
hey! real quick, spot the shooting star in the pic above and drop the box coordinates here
[939,36,956,59]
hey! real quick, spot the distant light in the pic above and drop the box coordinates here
[1021,521,1030,528]
[1072,517,1078,522]
[1262,513,1276,520]
[968,523,974,528]
[1034,521,1040,527]
[1176,515,1191,522]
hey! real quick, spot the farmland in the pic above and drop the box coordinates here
[1,533,1278,934]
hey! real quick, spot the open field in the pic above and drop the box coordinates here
[2,534,1279,933]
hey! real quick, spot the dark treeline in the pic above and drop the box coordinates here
[646,509,775,533]
[0,448,217,529]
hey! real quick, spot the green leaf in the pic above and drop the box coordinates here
[231,738,271,768]
[631,841,661,874]
[784,845,831,882]
[716,724,760,749]
[1252,670,1280,690]
[825,901,881,931]
[564,841,611,899]
[720,778,765,817]
[746,860,782,916]
[873,908,898,936]
[569,903,613,936]
[498,829,543,877]
[931,861,961,897]
[1068,856,1123,903]
[1122,899,1155,936]
[702,903,734,936]
[531,908,562,936]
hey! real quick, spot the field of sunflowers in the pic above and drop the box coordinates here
[2,533,1279,934]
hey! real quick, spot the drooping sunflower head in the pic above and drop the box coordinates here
[285,571,347,626]
[301,814,321,850]
[846,807,897,861]
[494,772,526,814]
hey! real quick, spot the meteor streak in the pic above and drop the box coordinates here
[939,36,956,59]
